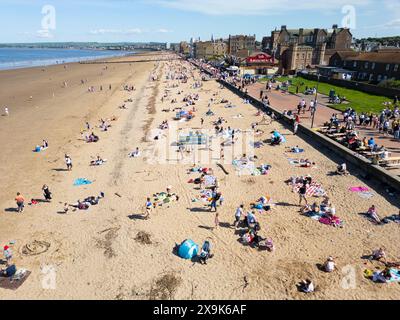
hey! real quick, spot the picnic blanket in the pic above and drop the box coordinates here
[293,182,326,197]
[319,216,344,228]
[0,269,31,290]
[349,186,369,192]
[204,175,217,187]
[199,189,213,203]
[73,178,92,186]
[232,160,256,175]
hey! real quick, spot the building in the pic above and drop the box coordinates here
[329,49,400,82]
[267,25,352,74]
[228,34,256,58]
[279,43,326,74]
[194,40,227,60]
[179,41,191,56]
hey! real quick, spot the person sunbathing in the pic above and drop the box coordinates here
[129,148,141,158]
[367,205,381,224]
[299,159,315,168]
[90,156,106,166]
[372,247,387,262]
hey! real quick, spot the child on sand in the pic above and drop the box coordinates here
[65,154,72,171]
[3,245,12,265]
[15,192,25,213]
[214,213,220,230]
[299,182,308,205]
[144,198,152,220]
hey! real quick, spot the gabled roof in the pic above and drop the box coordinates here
[345,52,400,64]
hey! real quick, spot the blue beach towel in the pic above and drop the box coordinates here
[73,178,92,186]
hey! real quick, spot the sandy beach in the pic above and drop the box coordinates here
[0,53,399,300]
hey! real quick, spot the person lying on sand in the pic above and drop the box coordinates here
[371,247,387,262]
[367,205,382,224]
[129,148,141,158]
[90,156,106,166]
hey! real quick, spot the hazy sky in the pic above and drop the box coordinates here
[0,0,399,43]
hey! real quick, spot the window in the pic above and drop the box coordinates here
[395,64,399,72]
[371,62,376,70]
[377,75,382,82]
[353,61,357,67]
[365,62,369,69]
[386,64,390,71]
[369,74,374,81]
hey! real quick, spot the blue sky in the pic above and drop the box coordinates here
[0,0,399,43]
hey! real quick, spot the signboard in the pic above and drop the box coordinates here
[246,53,274,64]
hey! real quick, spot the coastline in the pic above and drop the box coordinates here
[0,48,137,71]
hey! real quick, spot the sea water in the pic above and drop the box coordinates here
[0,47,134,70]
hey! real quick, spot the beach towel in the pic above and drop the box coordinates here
[0,269,31,290]
[304,211,323,221]
[204,175,217,187]
[349,186,369,192]
[319,216,343,227]
[73,178,92,186]
[357,192,374,199]
[293,182,326,197]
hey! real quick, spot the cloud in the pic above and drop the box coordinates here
[156,28,172,33]
[89,28,143,35]
[155,0,371,15]
[384,19,400,28]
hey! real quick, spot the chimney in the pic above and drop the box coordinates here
[281,25,287,31]
[332,24,338,30]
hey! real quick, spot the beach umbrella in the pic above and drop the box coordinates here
[178,239,199,260]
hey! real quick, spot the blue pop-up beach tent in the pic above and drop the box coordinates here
[178,239,199,260]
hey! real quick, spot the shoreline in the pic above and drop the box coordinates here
[0,49,139,72]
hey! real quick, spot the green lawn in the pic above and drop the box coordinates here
[270,76,391,114]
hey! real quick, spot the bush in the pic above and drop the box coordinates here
[378,79,400,89]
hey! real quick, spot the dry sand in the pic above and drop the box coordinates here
[0,54,399,300]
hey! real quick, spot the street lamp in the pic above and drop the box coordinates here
[311,73,320,128]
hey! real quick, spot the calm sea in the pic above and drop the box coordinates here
[0,47,135,70]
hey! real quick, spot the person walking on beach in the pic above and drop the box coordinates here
[214,212,220,230]
[299,182,308,206]
[65,154,72,171]
[42,185,52,202]
[144,197,152,220]
[4,107,9,116]
[15,192,25,213]
[234,204,244,228]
